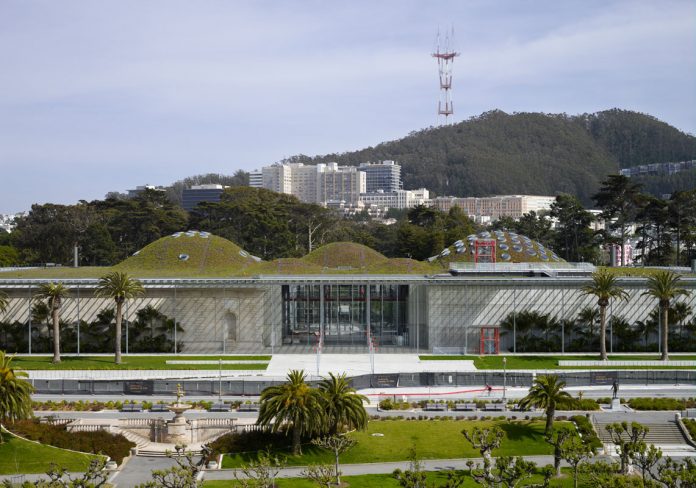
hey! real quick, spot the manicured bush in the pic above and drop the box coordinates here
[8,419,135,464]
[207,430,287,461]
[570,415,602,450]
[628,398,685,411]
[571,398,600,411]
[683,419,696,441]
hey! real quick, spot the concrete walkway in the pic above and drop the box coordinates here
[110,455,202,488]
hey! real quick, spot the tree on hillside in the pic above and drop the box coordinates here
[34,282,70,364]
[635,195,672,265]
[550,194,598,263]
[166,170,249,206]
[582,270,629,360]
[94,272,145,364]
[519,374,572,435]
[0,351,35,441]
[668,190,696,266]
[642,271,690,361]
[257,369,324,455]
[593,175,643,266]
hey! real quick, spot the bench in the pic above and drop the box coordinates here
[120,403,143,412]
[424,403,447,411]
[150,404,170,413]
[238,403,261,412]
[453,403,477,411]
[210,402,231,412]
[484,403,506,412]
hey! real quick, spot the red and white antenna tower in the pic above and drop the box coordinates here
[432,28,459,125]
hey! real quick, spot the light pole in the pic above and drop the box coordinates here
[502,357,507,402]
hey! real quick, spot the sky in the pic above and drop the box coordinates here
[0,0,694,214]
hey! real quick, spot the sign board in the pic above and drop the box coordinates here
[590,371,618,386]
[371,374,399,388]
[123,380,154,395]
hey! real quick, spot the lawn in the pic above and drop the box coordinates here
[12,355,271,370]
[221,419,562,468]
[204,469,589,487]
[0,430,98,475]
[419,354,696,370]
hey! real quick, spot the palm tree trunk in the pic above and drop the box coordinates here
[335,449,341,485]
[52,308,60,364]
[115,302,123,364]
[545,405,555,435]
[599,305,608,361]
[292,425,301,455]
[661,305,669,361]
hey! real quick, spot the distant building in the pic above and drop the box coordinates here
[358,160,402,193]
[360,188,430,210]
[0,213,22,233]
[620,159,695,177]
[182,184,227,212]
[126,184,167,198]
[432,195,556,221]
[249,170,263,189]
[251,162,366,205]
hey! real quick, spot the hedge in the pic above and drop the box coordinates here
[8,419,135,464]
[570,415,602,450]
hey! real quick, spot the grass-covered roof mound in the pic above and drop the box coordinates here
[116,231,257,275]
[242,258,324,276]
[367,258,438,275]
[303,242,389,270]
[429,231,566,266]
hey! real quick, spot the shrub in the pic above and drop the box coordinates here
[628,398,685,411]
[571,398,600,411]
[683,419,696,441]
[570,415,602,450]
[379,399,394,410]
[207,430,287,461]
[8,419,135,464]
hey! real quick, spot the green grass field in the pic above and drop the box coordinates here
[204,468,591,487]
[12,355,270,370]
[221,419,561,468]
[419,354,696,370]
[0,430,98,475]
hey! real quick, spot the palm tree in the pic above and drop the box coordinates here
[257,369,324,455]
[519,374,572,435]
[581,270,629,360]
[94,272,144,364]
[34,283,70,364]
[318,372,368,435]
[642,271,691,361]
[575,306,599,351]
[0,351,35,443]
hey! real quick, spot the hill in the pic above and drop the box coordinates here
[287,109,696,204]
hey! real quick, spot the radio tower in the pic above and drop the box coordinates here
[432,28,459,125]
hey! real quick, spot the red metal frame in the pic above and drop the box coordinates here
[479,327,499,355]
[474,239,496,264]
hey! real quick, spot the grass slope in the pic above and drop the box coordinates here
[0,430,97,475]
[13,355,270,370]
[115,233,257,276]
[222,419,560,468]
[204,470,588,488]
[303,242,389,269]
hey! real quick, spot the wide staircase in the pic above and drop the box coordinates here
[591,412,695,455]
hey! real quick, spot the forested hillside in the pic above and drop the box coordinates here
[288,109,696,204]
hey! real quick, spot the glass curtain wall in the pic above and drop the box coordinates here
[281,284,409,348]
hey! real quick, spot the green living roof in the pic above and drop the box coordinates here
[0,231,571,279]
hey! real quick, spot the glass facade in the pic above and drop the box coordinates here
[281,284,409,348]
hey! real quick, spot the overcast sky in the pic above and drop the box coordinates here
[1,0,694,214]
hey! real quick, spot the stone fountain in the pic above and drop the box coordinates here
[66,383,239,457]
[164,383,193,444]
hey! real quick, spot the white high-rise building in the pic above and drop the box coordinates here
[251,162,366,205]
